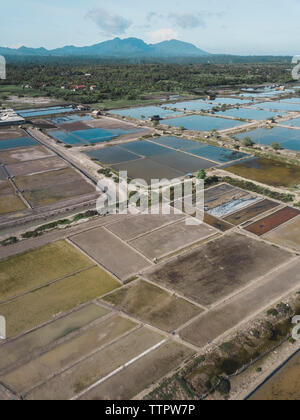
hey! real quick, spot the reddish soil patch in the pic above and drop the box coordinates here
[245,207,300,236]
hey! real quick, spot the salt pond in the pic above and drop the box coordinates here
[0,137,37,150]
[110,106,181,119]
[236,126,300,151]
[216,107,280,121]
[18,106,74,118]
[165,115,246,131]
[48,127,140,146]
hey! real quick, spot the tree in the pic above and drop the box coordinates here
[271,142,282,150]
[197,169,207,180]
[242,137,255,147]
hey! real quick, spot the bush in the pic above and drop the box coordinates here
[267,308,279,317]
[271,142,282,150]
[242,137,255,147]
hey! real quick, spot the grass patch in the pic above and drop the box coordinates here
[0,266,120,338]
[0,240,94,301]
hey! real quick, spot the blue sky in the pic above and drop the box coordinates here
[1,0,300,55]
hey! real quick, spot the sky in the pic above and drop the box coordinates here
[1,0,300,55]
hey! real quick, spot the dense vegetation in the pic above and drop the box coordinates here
[0,60,293,107]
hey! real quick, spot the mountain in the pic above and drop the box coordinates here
[0,38,210,58]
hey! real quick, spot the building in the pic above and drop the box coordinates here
[90,85,97,91]
[73,85,87,92]
[0,109,25,126]
[92,110,102,117]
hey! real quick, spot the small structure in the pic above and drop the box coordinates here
[150,115,161,122]
[76,104,89,111]
[90,85,97,91]
[0,109,25,126]
[73,85,87,92]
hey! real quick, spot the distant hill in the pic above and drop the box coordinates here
[0,38,210,58]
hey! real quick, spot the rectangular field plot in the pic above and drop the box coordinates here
[25,327,166,400]
[14,167,95,207]
[71,227,152,281]
[107,214,183,241]
[0,304,110,373]
[0,241,94,302]
[78,341,195,400]
[264,216,300,251]
[102,280,202,332]
[86,146,141,165]
[1,315,137,395]
[165,115,246,132]
[6,156,68,177]
[0,129,24,140]
[144,233,292,307]
[236,126,300,152]
[203,213,234,232]
[110,105,181,120]
[110,159,184,184]
[151,150,215,173]
[0,146,55,165]
[224,157,300,188]
[224,199,280,225]
[204,184,260,218]
[180,259,300,347]
[129,220,216,260]
[0,166,7,181]
[0,137,37,151]
[0,266,120,338]
[0,181,27,215]
[245,207,300,236]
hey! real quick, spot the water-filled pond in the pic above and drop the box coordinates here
[216,108,280,120]
[48,127,140,146]
[165,115,246,131]
[254,101,300,112]
[110,106,181,119]
[236,126,300,151]
[50,114,93,124]
[18,106,74,118]
[0,137,37,150]
[223,156,300,188]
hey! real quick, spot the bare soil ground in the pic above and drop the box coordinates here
[1,315,136,395]
[0,146,55,165]
[107,214,183,241]
[129,220,216,260]
[6,156,68,177]
[264,215,300,251]
[0,129,24,140]
[144,232,292,307]
[71,227,152,281]
[102,280,202,332]
[79,341,195,400]
[0,304,110,373]
[14,167,95,207]
[180,258,300,347]
[25,327,164,400]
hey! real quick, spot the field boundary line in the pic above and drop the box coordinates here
[22,323,143,399]
[70,339,168,400]
[66,237,123,285]
[0,264,96,306]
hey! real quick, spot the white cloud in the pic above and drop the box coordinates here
[147,28,178,43]
[169,13,206,29]
[86,8,132,36]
